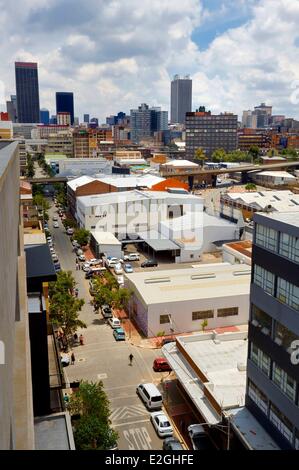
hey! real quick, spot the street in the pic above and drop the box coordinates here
[47,203,175,450]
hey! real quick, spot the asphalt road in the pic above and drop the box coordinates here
[47,203,175,450]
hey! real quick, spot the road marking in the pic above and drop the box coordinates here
[113,418,150,428]
[122,426,153,450]
[97,373,108,379]
[111,405,148,422]
[109,394,137,401]
[105,384,138,391]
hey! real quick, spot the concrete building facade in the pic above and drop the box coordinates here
[171,75,192,124]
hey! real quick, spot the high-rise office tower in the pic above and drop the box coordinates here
[40,108,50,125]
[56,92,74,125]
[171,75,192,124]
[247,212,299,449]
[130,103,168,142]
[15,62,40,123]
[84,114,90,123]
[6,95,17,122]
[185,108,238,159]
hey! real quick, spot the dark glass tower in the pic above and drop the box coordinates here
[15,62,40,123]
[56,92,74,125]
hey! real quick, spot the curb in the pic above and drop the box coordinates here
[129,341,161,350]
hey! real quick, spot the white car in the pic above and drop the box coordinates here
[53,221,59,228]
[89,258,101,266]
[78,254,85,261]
[71,239,78,246]
[150,412,173,438]
[108,317,121,329]
[124,253,140,262]
[114,263,123,275]
[83,262,91,272]
[105,257,119,268]
[52,215,58,221]
[66,227,74,235]
[116,275,124,287]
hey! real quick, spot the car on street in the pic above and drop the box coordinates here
[114,263,123,275]
[89,258,101,266]
[153,357,172,372]
[113,327,126,341]
[141,259,158,268]
[101,304,113,319]
[71,239,78,246]
[76,248,84,256]
[66,227,74,235]
[105,257,119,268]
[150,411,173,438]
[162,437,184,451]
[124,263,133,273]
[108,317,121,329]
[116,275,124,287]
[187,424,214,450]
[52,254,59,263]
[82,262,91,271]
[52,215,58,221]
[124,253,140,261]
[54,262,61,272]
[53,221,59,228]
[78,254,85,261]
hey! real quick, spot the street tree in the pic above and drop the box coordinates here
[212,148,227,162]
[74,228,90,246]
[248,145,260,161]
[245,183,257,191]
[63,217,77,229]
[194,147,206,166]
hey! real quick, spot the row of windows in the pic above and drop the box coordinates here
[251,304,299,352]
[253,265,299,312]
[250,343,297,403]
[255,223,299,264]
[248,380,299,448]
[159,307,239,324]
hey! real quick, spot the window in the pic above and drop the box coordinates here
[256,224,278,252]
[192,310,214,321]
[274,321,299,352]
[272,363,296,402]
[253,265,275,295]
[248,380,268,414]
[217,307,238,317]
[279,232,299,263]
[250,343,271,376]
[277,278,299,311]
[251,304,272,336]
[160,314,171,325]
[269,403,293,443]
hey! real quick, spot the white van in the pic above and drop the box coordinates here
[136,383,163,410]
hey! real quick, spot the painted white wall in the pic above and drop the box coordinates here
[100,243,122,259]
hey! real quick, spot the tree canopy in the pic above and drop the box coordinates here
[74,228,90,246]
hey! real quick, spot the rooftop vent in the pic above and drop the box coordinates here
[233,270,251,276]
[191,273,216,280]
[144,277,171,284]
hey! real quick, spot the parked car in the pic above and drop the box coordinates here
[52,215,58,221]
[136,383,163,410]
[108,317,121,329]
[89,258,101,266]
[114,263,123,275]
[71,239,78,246]
[124,253,140,261]
[46,236,52,242]
[89,280,97,296]
[83,262,91,272]
[53,221,59,228]
[153,357,172,372]
[105,257,119,268]
[124,263,133,273]
[163,437,184,451]
[66,227,74,235]
[78,254,86,261]
[116,275,124,287]
[113,327,126,341]
[150,412,173,438]
[101,304,113,319]
[52,254,59,263]
[187,424,214,450]
[141,259,158,268]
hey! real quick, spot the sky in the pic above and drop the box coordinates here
[1,0,299,122]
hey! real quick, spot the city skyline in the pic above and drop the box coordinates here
[0,1,299,121]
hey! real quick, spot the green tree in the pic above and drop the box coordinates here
[248,145,260,161]
[93,285,114,308]
[63,217,77,229]
[194,147,206,166]
[74,228,90,247]
[68,381,118,450]
[201,319,208,331]
[266,148,278,157]
[212,148,227,162]
[111,288,133,311]
[245,183,257,191]
[26,154,35,178]
[49,271,86,343]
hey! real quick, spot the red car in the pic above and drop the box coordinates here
[153,357,172,372]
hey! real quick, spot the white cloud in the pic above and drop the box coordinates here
[0,0,299,121]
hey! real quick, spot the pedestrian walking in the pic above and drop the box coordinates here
[75,288,79,298]
[71,352,75,365]
[73,333,78,344]
[79,334,84,345]
[129,353,134,366]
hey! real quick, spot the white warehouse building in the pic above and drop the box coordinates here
[124,263,251,337]
[76,190,241,263]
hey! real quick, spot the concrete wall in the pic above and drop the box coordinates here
[145,294,250,337]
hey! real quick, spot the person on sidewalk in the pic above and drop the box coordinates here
[71,352,75,365]
[79,334,84,345]
[129,353,134,366]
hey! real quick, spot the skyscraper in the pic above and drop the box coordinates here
[56,92,74,125]
[130,103,168,142]
[84,114,90,123]
[15,62,40,123]
[246,212,299,449]
[171,75,192,124]
[6,95,17,122]
[40,108,50,125]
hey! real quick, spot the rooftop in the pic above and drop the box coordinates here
[254,210,299,229]
[223,240,252,260]
[162,329,248,423]
[254,171,296,178]
[67,174,164,191]
[91,230,121,246]
[34,413,75,450]
[162,159,199,167]
[224,190,299,211]
[124,262,251,305]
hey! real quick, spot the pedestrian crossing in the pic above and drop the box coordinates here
[110,404,149,423]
